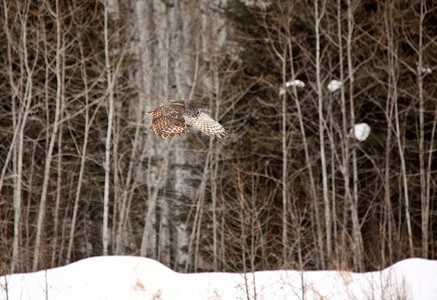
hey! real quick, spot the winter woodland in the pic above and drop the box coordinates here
[1,0,436,280]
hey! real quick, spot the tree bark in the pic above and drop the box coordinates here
[102,0,114,256]
[314,0,328,269]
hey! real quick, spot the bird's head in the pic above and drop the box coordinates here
[184,100,203,118]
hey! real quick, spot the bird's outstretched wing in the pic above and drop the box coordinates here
[187,112,227,139]
[147,101,188,138]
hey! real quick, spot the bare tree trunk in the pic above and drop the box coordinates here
[140,145,171,256]
[284,39,321,269]
[53,28,66,265]
[425,95,437,258]
[157,196,170,264]
[211,65,221,271]
[385,1,414,257]
[66,41,92,262]
[211,150,220,270]
[185,152,210,272]
[4,0,32,273]
[11,70,32,274]
[382,75,395,267]
[52,121,63,266]
[328,94,336,266]
[314,0,328,269]
[135,0,163,259]
[278,45,289,265]
[380,0,398,268]
[346,0,364,271]
[111,111,120,253]
[114,95,146,254]
[263,13,292,266]
[417,0,428,259]
[394,96,413,256]
[336,0,348,267]
[102,0,114,256]
[33,0,63,271]
[102,0,131,255]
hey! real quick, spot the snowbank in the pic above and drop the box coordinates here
[1,256,436,299]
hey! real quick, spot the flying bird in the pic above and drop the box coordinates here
[147,100,226,139]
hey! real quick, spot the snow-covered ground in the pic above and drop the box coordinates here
[1,256,436,300]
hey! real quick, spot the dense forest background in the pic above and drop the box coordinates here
[1,0,436,275]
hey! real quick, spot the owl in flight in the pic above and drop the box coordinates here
[147,100,227,139]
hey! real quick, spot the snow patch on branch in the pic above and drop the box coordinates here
[350,123,371,141]
[417,64,432,75]
[327,80,342,92]
[279,80,305,96]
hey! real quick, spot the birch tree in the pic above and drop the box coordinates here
[33,0,63,271]
[5,0,33,272]
[314,0,329,269]
[346,0,364,271]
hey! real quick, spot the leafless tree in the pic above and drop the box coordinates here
[1,0,436,276]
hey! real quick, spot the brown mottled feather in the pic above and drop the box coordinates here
[147,100,226,139]
[147,102,188,138]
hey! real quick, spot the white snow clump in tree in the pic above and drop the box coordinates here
[279,80,305,96]
[286,80,305,88]
[351,123,371,141]
[327,80,342,92]
[417,65,432,75]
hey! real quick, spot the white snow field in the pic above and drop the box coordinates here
[1,256,436,300]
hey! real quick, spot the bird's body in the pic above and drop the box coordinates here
[147,100,226,139]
